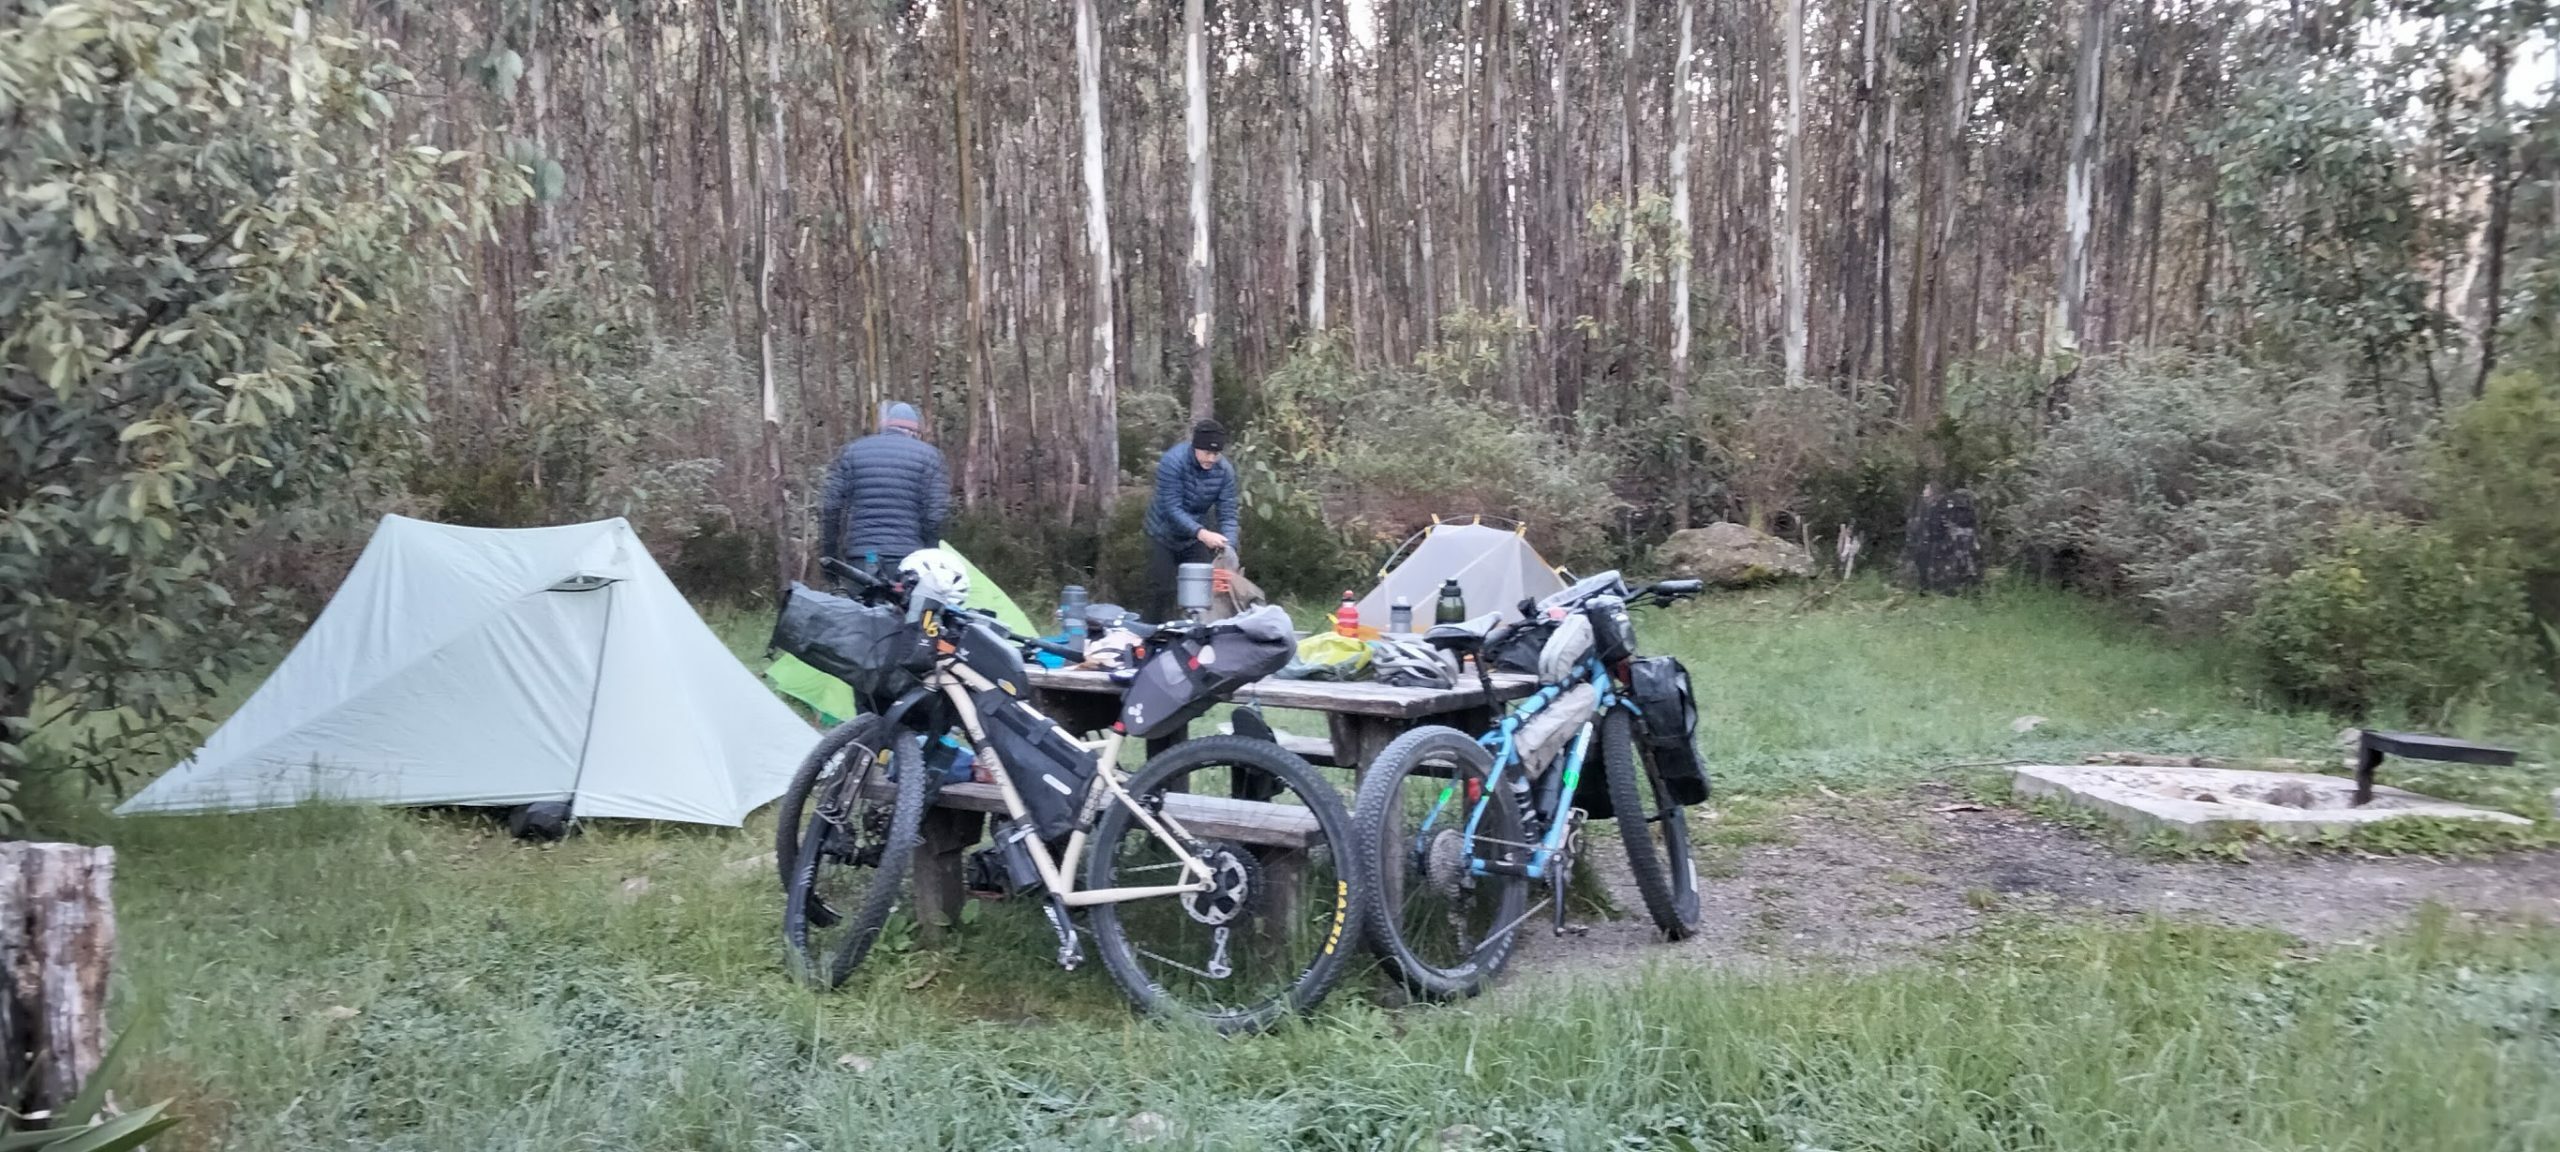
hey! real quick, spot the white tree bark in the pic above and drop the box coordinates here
[755,0,789,579]
[1670,0,1695,394]
[1304,0,1328,332]
[2050,0,2109,362]
[1781,0,1808,387]
[1075,0,1120,507]
[1185,0,1215,422]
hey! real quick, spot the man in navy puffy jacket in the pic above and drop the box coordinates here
[818,401,950,571]
[1141,419,1240,622]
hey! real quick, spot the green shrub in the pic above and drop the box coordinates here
[2427,373,2560,625]
[1258,326,1624,569]
[2243,518,2533,716]
[1094,493,1155,608]
[2009,350,2417,629]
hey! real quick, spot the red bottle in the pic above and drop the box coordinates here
[1335,590,1360,636]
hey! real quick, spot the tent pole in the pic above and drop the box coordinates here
[564,582,618,825]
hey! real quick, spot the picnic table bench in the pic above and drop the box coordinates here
[903,664,1539,939]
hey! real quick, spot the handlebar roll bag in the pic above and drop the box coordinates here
[771,582,923,705]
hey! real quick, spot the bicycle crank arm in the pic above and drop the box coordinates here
[1042,897,1084,971]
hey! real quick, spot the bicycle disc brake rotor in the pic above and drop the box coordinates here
[1181,842,1259,926]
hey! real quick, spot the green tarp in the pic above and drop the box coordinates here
[764,542,1039,724]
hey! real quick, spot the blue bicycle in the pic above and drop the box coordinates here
[1354,572,1705,1000]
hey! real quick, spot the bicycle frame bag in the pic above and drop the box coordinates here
[974,689,1099,839]
[1627,656,1711,806]
[1118,604,1296,740]
[771,582,922,703]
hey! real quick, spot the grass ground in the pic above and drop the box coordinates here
[38,579,2560,1150]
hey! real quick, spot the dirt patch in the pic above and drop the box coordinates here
[1507,782,2560,983]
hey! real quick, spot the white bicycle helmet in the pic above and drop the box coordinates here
[898,548,971,607]
[1369,638,1456,690]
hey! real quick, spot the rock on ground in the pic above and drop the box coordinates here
[1654,522,1814,587]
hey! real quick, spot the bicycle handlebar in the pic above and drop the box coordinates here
[817,555,887,590]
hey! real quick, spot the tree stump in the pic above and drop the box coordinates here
[1902,485,1983,594]
[0,843,116,1120]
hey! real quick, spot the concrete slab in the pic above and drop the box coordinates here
[2012,765,2532,842]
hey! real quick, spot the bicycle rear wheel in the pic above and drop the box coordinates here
[781,716,926,987]
[1085,736,1363,1035]
[1353,725,1530,1000]
[1600,705,1700,940]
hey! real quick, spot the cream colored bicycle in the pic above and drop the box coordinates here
[773,557,1363,1034]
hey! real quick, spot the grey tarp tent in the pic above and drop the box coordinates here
[1356,519,1566,627]
[120,515,817,826]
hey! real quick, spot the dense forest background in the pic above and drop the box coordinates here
[8,0,2560,786]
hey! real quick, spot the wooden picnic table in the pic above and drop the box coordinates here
[904,664,1538,941]
[1022,665,1541,772]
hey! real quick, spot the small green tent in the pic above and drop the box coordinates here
[764,542,1038,724]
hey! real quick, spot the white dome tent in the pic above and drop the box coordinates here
[119,515,815,827]
[1355,516,1567,628]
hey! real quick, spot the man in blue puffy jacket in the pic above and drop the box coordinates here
[1141,419,1240,622]
[818,401,950,572]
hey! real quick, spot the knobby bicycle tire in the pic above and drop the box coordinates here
[1600,706,1701,940]
[781,716,927,987]
[1353,725,1529,1001]
[1085,735,1365,1035]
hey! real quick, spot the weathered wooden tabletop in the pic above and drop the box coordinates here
[1023,666,1538,720]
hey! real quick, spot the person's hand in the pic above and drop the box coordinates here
[1196,529,1230,552]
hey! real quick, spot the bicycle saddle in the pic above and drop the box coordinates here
[1422,612,1503,652]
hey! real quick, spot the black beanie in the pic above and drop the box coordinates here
[1191,419,1229,453]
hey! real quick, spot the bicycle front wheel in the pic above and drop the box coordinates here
[781,716,926,988]
[1353,725,1530,1001]
[1600,705,1700,940]
[1085,736,1364,1035]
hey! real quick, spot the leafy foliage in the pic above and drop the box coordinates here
[2009,351,2417,628]
[2426,372,2560,623]
[2244,518,2533,716]
[0,0,481,789]
[1258,320,1623,568]
[2213,51,2445,380]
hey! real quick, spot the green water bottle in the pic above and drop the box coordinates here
[1435,578,1467,625]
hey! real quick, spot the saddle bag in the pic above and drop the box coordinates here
[1119,605,1296,739]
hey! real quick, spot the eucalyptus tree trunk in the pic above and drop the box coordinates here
[751,0,790,581]
[1305,0,1330,334]
[1780,0,1808,388]
[1185,0,1215,423]
[2049,0,2109,366]
[954,0,990,507]
[1619,0,1638,323]
[1916,0,1979,418]
[1076,0,1120,507]
[1669,0,1695,529]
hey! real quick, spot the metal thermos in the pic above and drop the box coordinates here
[1176,562,1215,617]
[1389,597,1413,634]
